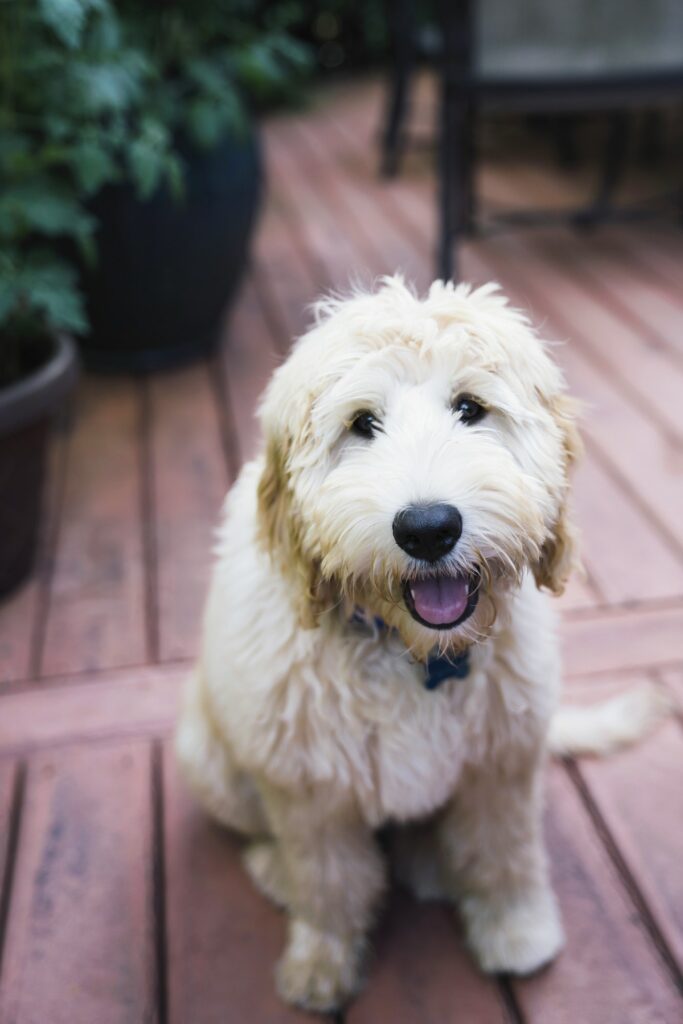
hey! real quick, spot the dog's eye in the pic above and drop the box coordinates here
[350,411,379,438]
[454,395,486,425]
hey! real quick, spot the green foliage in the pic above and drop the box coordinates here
[0,252,88,336]
[0,0,310,380]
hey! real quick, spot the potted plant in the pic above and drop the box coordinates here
[0,0,143,594]
[79,0,309,371]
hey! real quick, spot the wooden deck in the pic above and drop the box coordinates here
[1,77,683,1022]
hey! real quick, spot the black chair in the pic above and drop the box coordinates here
[381,0,683,280]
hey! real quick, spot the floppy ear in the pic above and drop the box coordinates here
[534,394,583,595]
[256,435,334,628]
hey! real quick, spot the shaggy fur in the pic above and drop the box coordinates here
[176,277,666,1012]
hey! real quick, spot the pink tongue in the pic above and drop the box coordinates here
[410,576,469,625]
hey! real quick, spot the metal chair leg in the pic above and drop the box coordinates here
[381,65,412,177]
[575,111,629,227]
[439,83,475,281]
[438,74,456,281]
[437,0,475,281]
[380,0,416,178]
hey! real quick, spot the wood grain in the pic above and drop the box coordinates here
[512,765,682,1024]
[348,891,510,1024]
[0,427,67,686]
[0,759,19,936]
[147,363,229,662]
[0,741,157,1024]
[40,378,147,678]
[577,720,683,971]
[219,276,281,464]
[562,602,683,677]
[0,663,185,757]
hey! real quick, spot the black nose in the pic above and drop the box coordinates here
[392,503,463,563]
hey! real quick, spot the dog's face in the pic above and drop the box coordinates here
[257,278,580,656]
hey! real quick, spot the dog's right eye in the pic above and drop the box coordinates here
[350,411,379,438]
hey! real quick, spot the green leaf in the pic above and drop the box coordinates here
[0,254,88,334]
[70,140,119,193]
[127,119,171,200]
[69,60,143,114]
[31,274,88,333]
[38,0,87,49]
[0,184,95,243]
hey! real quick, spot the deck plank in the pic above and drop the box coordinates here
[277,116,431,292]
[562,602,683,677]
[0,663,184,757]
[577,721,683,973]
[500,230,683,444]
[251,191,320,346]
[0,582,40,688]
[512,765,682,1024]
[570,453,683,606]
[220,276,281,464]
[555,231,683,364]
[148,364,229,663]
[162,743,319,1024]
[0,427,67,686]
[0,760,19,930]
[40,378,147,678]
[266,124,366,293]
[348,891,509,1024]
[0,741,157,1024]
[661,666,683,709]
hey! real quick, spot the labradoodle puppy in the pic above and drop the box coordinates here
[176,277,665,1012]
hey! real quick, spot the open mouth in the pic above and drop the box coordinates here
[402,570,480,630]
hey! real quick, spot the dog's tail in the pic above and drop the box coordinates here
[548,683,673,758]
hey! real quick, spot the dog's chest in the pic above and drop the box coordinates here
[340,644,471,826]
[366,701,466,825]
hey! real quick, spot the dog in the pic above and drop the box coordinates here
[176,277,666,1012]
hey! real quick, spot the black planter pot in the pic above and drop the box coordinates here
[79,129,262,372]
[0,334,79,598]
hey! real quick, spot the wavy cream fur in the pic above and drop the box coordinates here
[176,277,662,1013]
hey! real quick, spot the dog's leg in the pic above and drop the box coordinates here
[175,667,267,836]
[438,757,564,975]
[243,840,290,908]
[260,782,386,1013]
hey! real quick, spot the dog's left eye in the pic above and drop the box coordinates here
[454,395,486,425]
[350,411,379,438]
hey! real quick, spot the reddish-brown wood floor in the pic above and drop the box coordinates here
[1,77,683,1023]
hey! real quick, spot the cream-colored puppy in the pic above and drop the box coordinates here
[177,277,665,1012]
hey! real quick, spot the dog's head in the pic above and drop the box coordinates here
[257,277,580,656]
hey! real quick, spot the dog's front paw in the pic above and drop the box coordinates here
[276,919,364,1012]
[463,887,564,975]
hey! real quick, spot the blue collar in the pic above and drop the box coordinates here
[350,608,471,690]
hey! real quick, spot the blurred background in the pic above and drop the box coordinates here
[1,2,682,1022]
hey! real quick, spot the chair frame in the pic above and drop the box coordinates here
[381,0,683,280]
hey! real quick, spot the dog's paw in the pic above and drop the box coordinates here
[276,919,364,1012]
[463,887,564,975]
[243,841,290,908]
